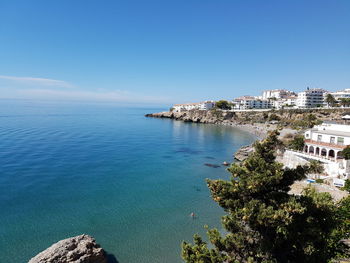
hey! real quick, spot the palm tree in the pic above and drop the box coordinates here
[340,98,350,107]
[308,160,324,174]
[325,94,336,107]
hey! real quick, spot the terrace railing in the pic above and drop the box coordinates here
[304,139,346,150]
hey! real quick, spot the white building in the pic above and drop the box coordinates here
[325,88,350,102]
[304,122,350,159]
[301,122,350,179]
[296,88,327,108]
[272,95,298,109]
[284,123,350,181]
[262,89,296,100]
[285,96,298,107]
[233,96,272,110]
[172,101,215,112]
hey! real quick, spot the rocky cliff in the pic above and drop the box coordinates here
[145,110,238,124]
[28,234,108,263]
[146,108,350,127]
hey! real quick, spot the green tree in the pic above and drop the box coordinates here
[215,100,231,110]
[182,131,348,263]
[325,94,337,107]
[340,98,350,107]
[343,179,350,193]
[337,196,350,239]
[342,146,350,160]
[307,160,324,174]
[305,114,320,128]
[288,135,305,151]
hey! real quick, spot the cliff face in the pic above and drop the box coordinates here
[145,110,238,124]
[146,108,349,126]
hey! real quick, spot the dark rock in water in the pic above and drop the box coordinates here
[174,147,202,155]
[192,186,202,192]
[204,156,215,160]
[234,144,254,162]
[28,234,108,263]
[204,163,221,168]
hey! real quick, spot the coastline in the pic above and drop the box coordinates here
[222,122,268,140]
[145,111,274,140]
[145,110,304,141]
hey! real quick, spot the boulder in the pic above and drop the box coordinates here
[28,234,107,263]
[234,145,254,162]
[204,163,221,168]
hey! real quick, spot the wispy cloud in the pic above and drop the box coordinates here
[0,75,75,89]
[0,75,173,104]
[14,88,171,104]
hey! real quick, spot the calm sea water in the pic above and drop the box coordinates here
[0,100,256,263]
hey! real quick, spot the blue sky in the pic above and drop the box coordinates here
[0,0,349,105]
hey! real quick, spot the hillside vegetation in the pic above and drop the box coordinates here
[147,108,349,130]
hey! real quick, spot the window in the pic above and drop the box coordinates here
[317,135,322,142]
[337,137,344,145]
[330,137,335,144]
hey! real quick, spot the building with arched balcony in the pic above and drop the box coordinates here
[284,123,350,184]
[304,123,350,161]
[290,122,350,182]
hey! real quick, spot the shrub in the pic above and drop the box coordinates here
[342,146,350,160]
[307,160,324,174]
[343,179,350,192]
[215,100,231,110]
[288,135,305,151]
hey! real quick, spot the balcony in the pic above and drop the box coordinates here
[304,139,346,150]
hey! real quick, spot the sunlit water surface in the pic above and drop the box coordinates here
[0,100,256,262]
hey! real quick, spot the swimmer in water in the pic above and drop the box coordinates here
[190,212,195,218]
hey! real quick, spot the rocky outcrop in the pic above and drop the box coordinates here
[234,144,254,161]
[28,234,107,263]
[145,108,350,126]
[145,110,237,124]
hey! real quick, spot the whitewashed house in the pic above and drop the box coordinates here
[233,96,272,110]
[262,89,296,100]
[172,101,215,112]
[303,123,350,159]
[284,122,350,183]
[299,122,350,180]
[272,95,298,109]
[326,89,350,102]
[296,88,327,108]
[285,96,298,107]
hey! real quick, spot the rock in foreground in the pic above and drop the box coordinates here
[28,234,107,263]
[234,144,254,161]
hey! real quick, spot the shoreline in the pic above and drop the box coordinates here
[145,111,276,140]
[146,111,302,141]
[221,122,268,140]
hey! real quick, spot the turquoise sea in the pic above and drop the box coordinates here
[0,100,256,263]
